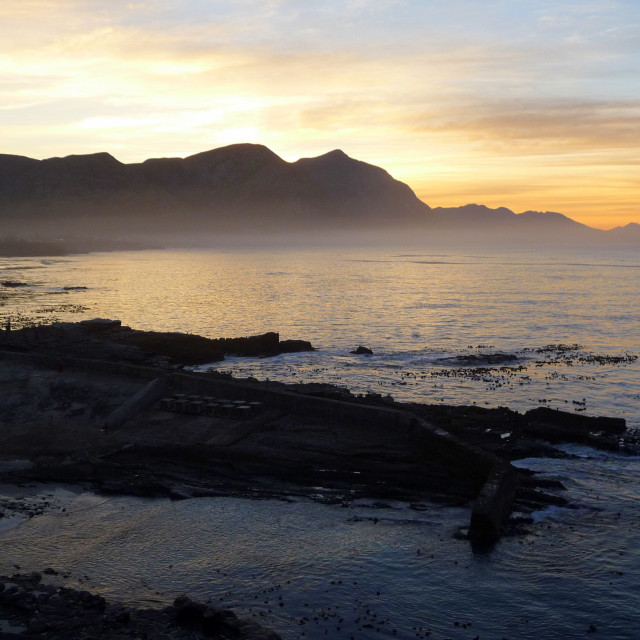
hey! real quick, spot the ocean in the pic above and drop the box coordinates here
[1,246,638,425]
[1,245,639,638]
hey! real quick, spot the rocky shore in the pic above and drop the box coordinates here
[0,320,637,636]
[0,318,314,366]
[0,320,635,531]
[0,571,280,639]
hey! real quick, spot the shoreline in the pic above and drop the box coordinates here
[1,320,634,534]
[0,571,281,639]
[1,320,637,637]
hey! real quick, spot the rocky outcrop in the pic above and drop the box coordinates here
[523,407,626,449]
[0,572,281,639]
[351,345,373,355]
[469,462,519,542]
[1,320,315,366]
[117,330,314,363]
[1,322,633,544]
[407,403,628,459]
[277,339,314,354]
[173,596,281,639]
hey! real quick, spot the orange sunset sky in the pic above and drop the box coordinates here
[1,1,638,229]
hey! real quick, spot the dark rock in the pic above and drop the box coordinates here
[284,382,353,400]
[278,339,314,353]
[104,605,130,625]
[202,607,242,637]
[78,318,121,331]
[114,328,315,363]
[524,407,626,448]
[212,332,281,357]
[351,345,373,355]
[25,572,42,585]
[0,575,281,639]
[3,319,315,367]
[173,595,207,624]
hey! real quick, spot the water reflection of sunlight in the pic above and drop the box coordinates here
[2,248,637,426]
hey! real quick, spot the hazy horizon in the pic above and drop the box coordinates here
[2,144,638,241]
[2,1,639,230]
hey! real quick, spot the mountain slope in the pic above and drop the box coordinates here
[430,203,611,244]
[0,144,433,237]
[0,144,636,245]
[294,149,430,225]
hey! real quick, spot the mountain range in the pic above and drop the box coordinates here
[0,143,637,246]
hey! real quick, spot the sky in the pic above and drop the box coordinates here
[1,1,639,229]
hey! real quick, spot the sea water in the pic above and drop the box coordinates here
[1,246,638,425]
[1,246,639,638]
[0,451,639,639]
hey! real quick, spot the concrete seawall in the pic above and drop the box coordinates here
[469,462,520,542]
[0,348,519,540]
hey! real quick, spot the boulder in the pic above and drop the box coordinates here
[351,345,373,355]
[524,407,626,446]
[278,339,314,353]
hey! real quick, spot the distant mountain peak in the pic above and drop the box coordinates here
[298,148,351,164]
[322,149,349,159]
[45,151,122,165]
[1,142,637,245]
[78,151,119,161]
[185,143,284,164]
[459,203,515,215]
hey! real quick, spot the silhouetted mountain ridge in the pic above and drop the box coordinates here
[0,144,637,245]
[0,144,432,237]
[432,204,595,232]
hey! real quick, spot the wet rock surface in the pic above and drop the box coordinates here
[350,345,373,355]
[0,320,635,542]
[0,493,65,522]
[0,572,281,639]
[403,402,629,460]
[0,320,314,366]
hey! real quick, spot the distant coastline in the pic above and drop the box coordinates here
[0,236,162,258]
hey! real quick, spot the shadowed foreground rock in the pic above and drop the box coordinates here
[0,572,280,639]
[0,318,314,366]
[0,320,634,544]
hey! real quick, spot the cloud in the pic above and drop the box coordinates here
[404,99,640,152]
[1,0,639,227]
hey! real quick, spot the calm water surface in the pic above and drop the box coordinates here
[1,448,639,640]
[1,246,639,638]
[2,246,638,424]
